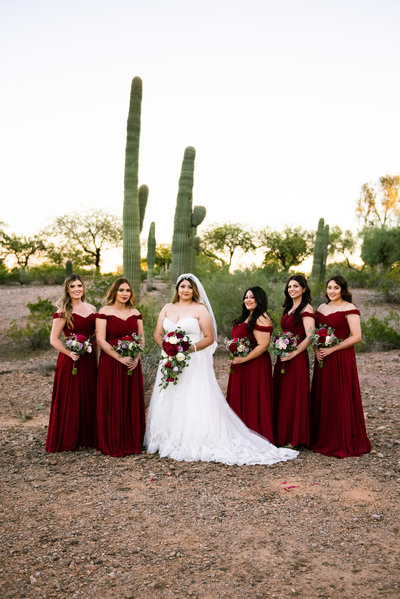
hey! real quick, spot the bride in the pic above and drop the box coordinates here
[144,273,298,465]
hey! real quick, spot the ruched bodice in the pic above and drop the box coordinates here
[315,309,360,340]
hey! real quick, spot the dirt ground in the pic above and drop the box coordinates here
[0,285,399,599]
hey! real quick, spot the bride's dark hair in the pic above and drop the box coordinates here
[233,286,268,335]
[172,276,200,304]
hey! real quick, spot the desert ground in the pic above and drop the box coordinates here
[0,285,399,599]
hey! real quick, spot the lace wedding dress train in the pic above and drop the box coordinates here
[144,317,298,466]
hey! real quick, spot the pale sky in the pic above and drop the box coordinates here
[1,0,399,260]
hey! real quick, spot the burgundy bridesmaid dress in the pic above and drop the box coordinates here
[273,311,315,447]
[226,322,274,443]
[95,314,145,457]
[310,309,371,458]
[46,313,97,452]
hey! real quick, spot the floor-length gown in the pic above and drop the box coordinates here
[144,317,298,465]
[273,311,315,446]
[310,309,371,458]
[226,322,274,442]
[46,313,97,452]
[96,314,145,457]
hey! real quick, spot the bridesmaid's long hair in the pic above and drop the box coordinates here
[282,275,312,322]
[105,278,135,308]
[172,276,201,304]
[57,274,85,329]
[233,286,268,335]
[326,275,352,303]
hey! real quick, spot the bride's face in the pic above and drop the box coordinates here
[178,279,193,301]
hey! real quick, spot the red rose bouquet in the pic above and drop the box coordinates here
[159,328,191,389]
[271,331,299,373]
[65,333,93,375]
[310,325,341,368]
[224,337,251,373]
[113,334,143,375]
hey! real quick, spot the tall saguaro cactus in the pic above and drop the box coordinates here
[123,76,142,298]
[146,222,156,291]
[311,218,330,282]
[171,147,206,285]
[138,184,148,233]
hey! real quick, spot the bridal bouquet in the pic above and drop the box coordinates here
[224,337,251,372]
[113,334,143,375]
[159,329,191,389]
[65,334,93,375]
[271,331,299,374]
[310,325,341,368]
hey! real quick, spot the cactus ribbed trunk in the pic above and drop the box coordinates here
[171,147,196,285]
[123,77,142,298]
[321,224,329,282]
[138,184,148,233]
[146,222,156,291]
[171,147,206,287]
[311,218,325,281]
[65,260,73,276]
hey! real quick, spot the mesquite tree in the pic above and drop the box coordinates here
[171,146,206,285]
[123,77,143,297]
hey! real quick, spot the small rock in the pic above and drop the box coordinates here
[372,514,381,520]
[377,453,385,458]
[108,571,116,578]
[29,575,37,585]
[378,407,385,412]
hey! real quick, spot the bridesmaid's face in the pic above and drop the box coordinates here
[244,291,257,312]
[178,280,193,301]
[326,280,342,302]
[287,280,304,300]
[68,280,84,300]
[117,284,132,304]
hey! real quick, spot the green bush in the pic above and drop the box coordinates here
[6,297,56,350]
[358,311,400,352]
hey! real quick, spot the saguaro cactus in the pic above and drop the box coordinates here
[138,184,148,233]
[65,260,73,277]
[171,147,206,285]
[123,76,142,297]
[146,222,156,291]
[321,223,330,282]
[191,205,206,272]
[311,218,325,282]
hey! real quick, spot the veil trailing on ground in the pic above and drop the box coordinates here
[177,273,218,354]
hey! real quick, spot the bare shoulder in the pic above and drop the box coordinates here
[85,302,96,313]
[131,308,141,316]
[257,313,272,327]
[317,303,326,313]
[344,302,357,310]
[301,304,314,314]
[98,306,111,315]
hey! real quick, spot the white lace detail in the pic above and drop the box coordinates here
[144,317,298,465]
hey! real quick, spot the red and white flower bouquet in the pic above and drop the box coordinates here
[65,333,93,375]
[113,334,143,375]
[159,328,192,389]
[310,325,341,368]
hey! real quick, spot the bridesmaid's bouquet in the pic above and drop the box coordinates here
[224,337,251,373]
[65,334,93,375]
[114,334,143,375]
[159,329,191,389]
[310,325,341,368]
[271,331,299,374]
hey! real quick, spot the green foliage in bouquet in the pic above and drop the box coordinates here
[6,297,56,350]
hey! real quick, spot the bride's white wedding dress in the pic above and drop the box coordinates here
[144,317,298,465]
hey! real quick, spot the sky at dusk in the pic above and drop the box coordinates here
[1,0,399,268]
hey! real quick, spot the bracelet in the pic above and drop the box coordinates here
[193,344,197,353]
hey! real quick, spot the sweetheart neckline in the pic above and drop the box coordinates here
[164,316,199,325]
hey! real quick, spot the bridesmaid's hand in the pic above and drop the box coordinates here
[70,351,79,362]
[314,348,323,361]
[119,356,134,368]
[232,356,247,365]
[319,346,336,358]
[280,350,298,362]
[128,356,140,371]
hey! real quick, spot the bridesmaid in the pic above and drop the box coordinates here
[226,286,275,442]
[46,274,97,452]
[95,278,145,457]
[273,275,315,447]
[310,275,371,458]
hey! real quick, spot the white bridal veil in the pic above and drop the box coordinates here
[177,273,218,353]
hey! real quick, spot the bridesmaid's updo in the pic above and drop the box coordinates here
[105,278,136,308]
[326,275,352,303]
[172,277,201,304]
[57,274,85,328]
